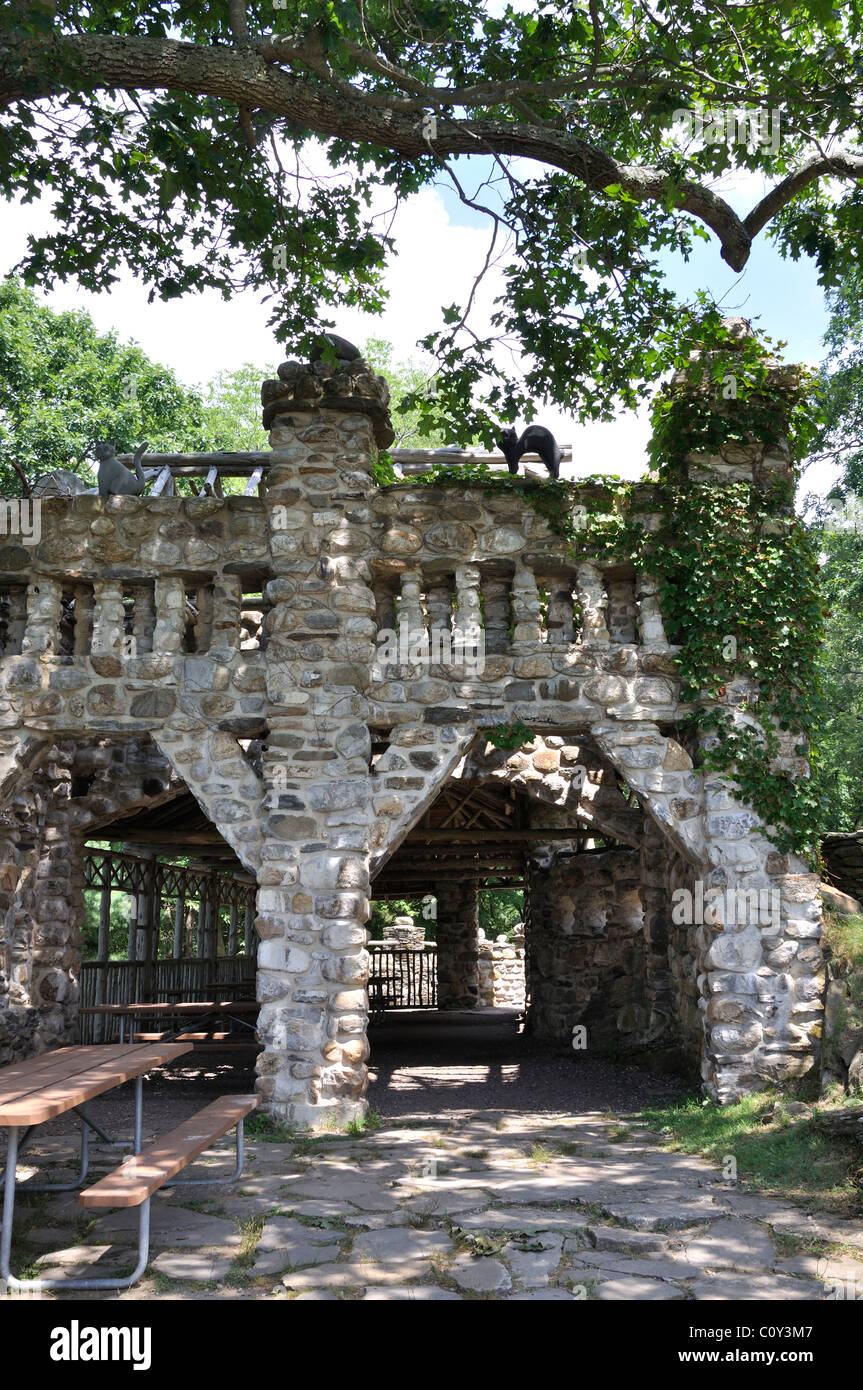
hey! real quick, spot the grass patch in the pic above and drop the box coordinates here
[639,1092,862,1217]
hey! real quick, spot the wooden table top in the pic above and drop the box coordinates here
[0,1043,193,1127]
[79,1000,259,1016]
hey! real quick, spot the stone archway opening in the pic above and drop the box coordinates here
[0,732,261,1085]
[364,731,687,1115]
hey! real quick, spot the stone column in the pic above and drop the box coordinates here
[90,580,125,658]
[575,563,610,644]
[480,574,510,653]
[153,576,186,655]
[635,573,669,647]
[22,577,62,658]
[511,566,543,644]
[0,750,83,1065]
[254,348,393,1128]
[435,878,480,1009]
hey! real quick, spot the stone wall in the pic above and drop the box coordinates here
[527,847,648,1048]
[478,927,526,1008]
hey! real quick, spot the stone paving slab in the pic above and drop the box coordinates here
[571,1252,701,1281]
[682,1218,776,1271]
[12,1106,863,1302]
[363,1287,462,1300]
[594,1275,686,1300]
[89,1206,243,1250]
[151,1252,235,1282]
[691,1274,823,1300]
[450,1254,512,1293]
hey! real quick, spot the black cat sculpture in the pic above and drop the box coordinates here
[497,425,561,479]
[95,441,148,497]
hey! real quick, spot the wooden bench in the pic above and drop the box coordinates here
[130,1031,260,1051]
[80,1094,259,1209]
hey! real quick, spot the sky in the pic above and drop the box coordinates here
[0,148,837,495]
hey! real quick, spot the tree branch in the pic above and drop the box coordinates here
[1,33,861,273]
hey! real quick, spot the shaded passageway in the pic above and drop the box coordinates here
[367,1009,685,1121]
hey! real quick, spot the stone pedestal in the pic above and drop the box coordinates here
[435,879,480,1009]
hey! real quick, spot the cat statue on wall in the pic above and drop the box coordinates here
[497,425,562,479]
[94,441,149,497]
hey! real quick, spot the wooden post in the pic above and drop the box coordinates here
[173,891,185,959]
[228,901,238,956]
[95,881,111,1043]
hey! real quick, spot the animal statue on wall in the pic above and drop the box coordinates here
[497,425,562,480]
[310,332,362,363]
[94,441,149,497]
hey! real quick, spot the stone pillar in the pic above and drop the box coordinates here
[635,573,669,647]
[511,566,543,644]
[435,878,480,1009]
[153,576,186,655]
[209,575,242,662]
[0,750,83,1065]
[575,563,610,644]
[254,346,393,1128]
[546,577,575,644]
[22,577,62,658]
[454,565,482,640]
[480,575,510,653]
[90,580,125,658]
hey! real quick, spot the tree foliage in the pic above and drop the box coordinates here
[810,498,863,831]
[0,274,206,488]
[3,2,863,436]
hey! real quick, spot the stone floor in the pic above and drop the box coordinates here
[7,1108,863,1302]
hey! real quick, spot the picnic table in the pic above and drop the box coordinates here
[0,1043,257,1292]
[80,999,260,1046]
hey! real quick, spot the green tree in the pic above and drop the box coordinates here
[3,3,862,437]
[362,339,449,450]
[0,275,207,491]
[479,889,524,940]
[811,497,863,831]
[197,362,270,452]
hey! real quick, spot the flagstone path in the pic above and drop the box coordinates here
[8,1109,863,1302]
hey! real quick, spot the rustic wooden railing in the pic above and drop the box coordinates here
[368,942,437,1009]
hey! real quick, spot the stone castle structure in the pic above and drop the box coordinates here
[0,333,824,1125]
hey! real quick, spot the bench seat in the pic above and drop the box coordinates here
[79,1094,259,1209]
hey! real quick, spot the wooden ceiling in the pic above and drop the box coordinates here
[372,780,624,897]
[87,792,239,862]
[86,779,639,893]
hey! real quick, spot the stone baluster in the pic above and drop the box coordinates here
[209,574,242,661]
[575,563,610,644]
[131,582,156,656]
[546,578,575,644]
[480,575,511,653]
[374,584,396,635]
[454,564,482,637]
[5,586,28,656]
[396,570,426,659]
[511,566,543,645]
[72,584,95,656]
[635,572,669,647]
[21,577,62,658]
[89,580,125,658]
[152,576,187,655]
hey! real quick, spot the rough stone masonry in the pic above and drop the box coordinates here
[0,332,824,1126]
